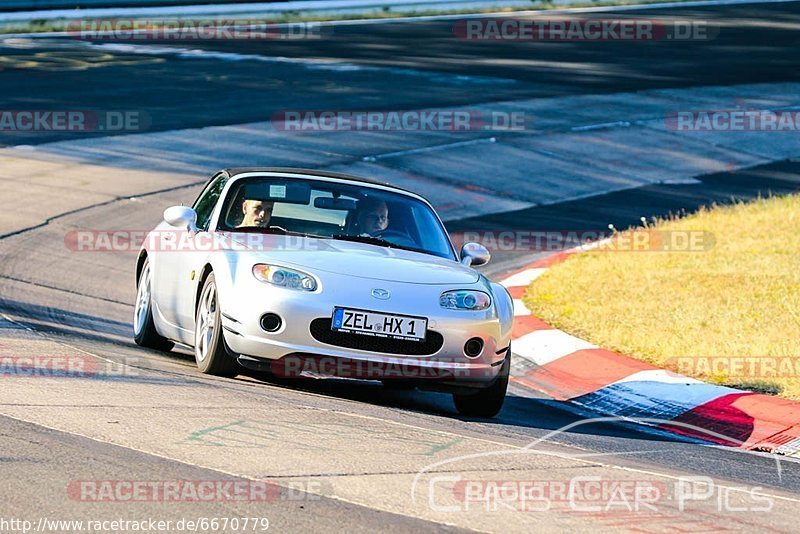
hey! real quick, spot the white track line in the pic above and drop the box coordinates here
[513,328,597,366]
[512,298,530,316]
[611,368,705,385]
[500,267,546,288]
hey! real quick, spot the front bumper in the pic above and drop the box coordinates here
[219,268,511,386]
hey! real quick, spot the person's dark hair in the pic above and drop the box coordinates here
[357,197,387,214]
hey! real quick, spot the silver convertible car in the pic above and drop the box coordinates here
[133,168,514,417]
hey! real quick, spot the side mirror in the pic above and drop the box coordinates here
[164,206,198,231]
[460,242,491,267]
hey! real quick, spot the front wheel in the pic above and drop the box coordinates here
[194,273,239,377]
[453,349,510,418]
[133,257,174,351]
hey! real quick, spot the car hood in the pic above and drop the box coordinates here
[233,234,479,285]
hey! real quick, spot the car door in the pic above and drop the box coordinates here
[153,172,228,339]
[179,172,231,333]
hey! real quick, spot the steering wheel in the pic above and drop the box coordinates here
[375,229,416,248]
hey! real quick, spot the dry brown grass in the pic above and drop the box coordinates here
[524,194,800,398]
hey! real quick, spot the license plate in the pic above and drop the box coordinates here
[332,307,427,342]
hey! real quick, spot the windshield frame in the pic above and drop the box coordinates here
[209,172,458,261]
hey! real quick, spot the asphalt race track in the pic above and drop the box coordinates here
[2,2,800,145]
[1,1,800,531]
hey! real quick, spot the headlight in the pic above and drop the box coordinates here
[440,290,491,311]
[253,264,317,291]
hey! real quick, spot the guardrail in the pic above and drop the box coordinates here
[2,1,291,12]
[1,0,544,20]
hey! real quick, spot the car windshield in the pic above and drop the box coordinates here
[217,176,456,260]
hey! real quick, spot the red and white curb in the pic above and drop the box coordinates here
[498,252,800,456]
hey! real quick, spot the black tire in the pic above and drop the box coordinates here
[133,257,174,351]
[194,273,239,377]
[453,349,510,418]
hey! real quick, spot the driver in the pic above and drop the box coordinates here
[355,197,389,236]
[238,199,274,228]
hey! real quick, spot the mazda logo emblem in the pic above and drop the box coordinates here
[371,288,391,300]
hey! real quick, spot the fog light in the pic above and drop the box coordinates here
[260,313,282,332]
[464,337,484,358]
